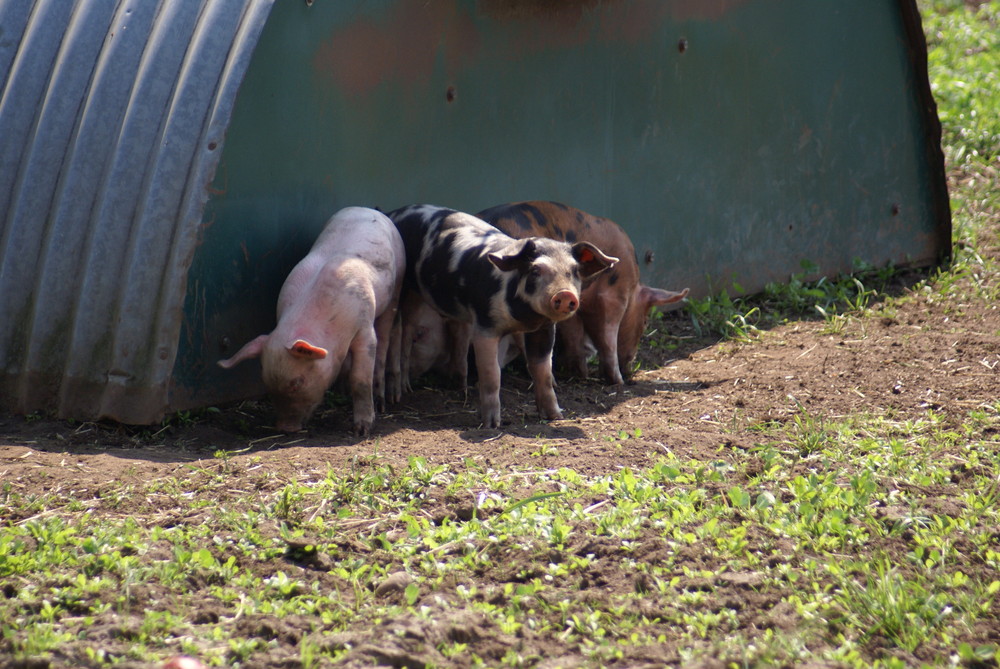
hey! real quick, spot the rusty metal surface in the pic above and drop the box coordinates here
[0,0,274,423]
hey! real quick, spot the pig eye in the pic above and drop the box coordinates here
[529,266,542,277]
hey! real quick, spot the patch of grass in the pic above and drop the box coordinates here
[685,260,891,341]
[833,557,999,655]
[3,408,1000,666]
[921,0,1000,305]
[922,0,1000,171]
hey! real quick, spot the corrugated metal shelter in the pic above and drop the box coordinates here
[0,0,274,423]
[1,0,950,424]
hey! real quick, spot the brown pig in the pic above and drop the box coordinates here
[218,207,405,435]
[477,201,689,385]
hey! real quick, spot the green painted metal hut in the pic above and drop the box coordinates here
[0,0,950,424]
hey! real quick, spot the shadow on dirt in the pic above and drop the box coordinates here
[0,261,937,468]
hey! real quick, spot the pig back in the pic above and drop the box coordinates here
[308,207,405,311]
[477,201,640,295]
[390,205,516,332]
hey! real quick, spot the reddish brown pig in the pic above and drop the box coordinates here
[218,207,404,435]
[477,201,689,385]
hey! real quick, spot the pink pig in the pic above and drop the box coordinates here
[218,207,405,435]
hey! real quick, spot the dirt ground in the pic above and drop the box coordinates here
[2,261,996,492]
[2,207,999,666]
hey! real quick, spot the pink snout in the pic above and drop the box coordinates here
[551,290,579,315]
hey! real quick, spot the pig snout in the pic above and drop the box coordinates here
[551,290,579,315]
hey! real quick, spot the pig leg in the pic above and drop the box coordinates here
[348,326,378,436]
[385,310,403,404]
[472,335,503,428]
[593,299,627,386]
[523,325,563,420]
[594,319,625,386]
[398,291,423,394]
[372,303,397,411]
[447,319,472,393]
[555,316,591,379]
[585,295,629,386]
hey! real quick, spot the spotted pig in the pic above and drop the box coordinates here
[477,201,689,385]
[388,204,617,427]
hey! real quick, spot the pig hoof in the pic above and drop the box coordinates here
[480,410,502,429]
[354,421,373,437]
[387,381,402,404]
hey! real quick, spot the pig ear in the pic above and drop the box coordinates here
[573,242,619,279]
[488,239,536,272]
[641,286,690,308]
[289,339,328,360]
[217,334,269,369]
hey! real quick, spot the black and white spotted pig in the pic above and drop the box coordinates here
[477,201,689,385]
[388,205,618,427]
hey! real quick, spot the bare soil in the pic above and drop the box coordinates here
[4,265,996,488]
[2,213,999,667]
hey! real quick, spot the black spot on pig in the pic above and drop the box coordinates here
[505,279,547,331]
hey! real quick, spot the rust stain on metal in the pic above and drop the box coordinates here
[480,0,666,52]
[311,5,480,97]
[479,0,750,27]
[479,0,616,20]
[477,0,751,60]
[311,0,752,99]
[666,0,751,21]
